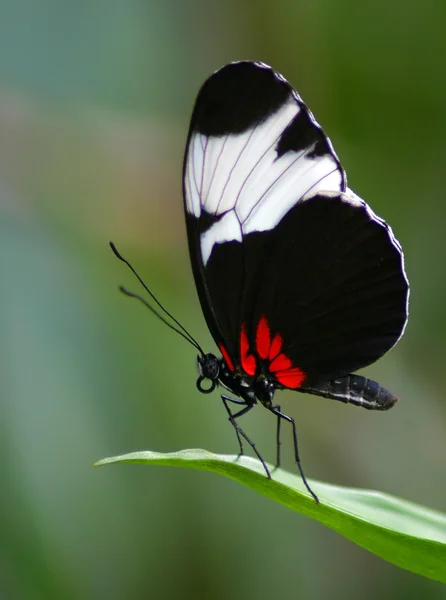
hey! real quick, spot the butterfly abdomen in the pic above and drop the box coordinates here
[300,374,397,410]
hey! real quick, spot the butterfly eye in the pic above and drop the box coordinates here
[197,353,220,379]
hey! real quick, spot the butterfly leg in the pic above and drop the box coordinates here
[276,406,282,468]
[221,395,247,455]
[270,403,282,468]
[267,406,319,503]
[221,395,271,478]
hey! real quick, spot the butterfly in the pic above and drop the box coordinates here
[182,61,409,501]
[111,61,409,503]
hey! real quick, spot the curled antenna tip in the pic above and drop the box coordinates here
[109,241,124,261]
[119,285,133,297]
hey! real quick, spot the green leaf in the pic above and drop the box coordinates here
[95,449,446,583]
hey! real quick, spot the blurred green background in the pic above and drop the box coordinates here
[2,0,446,598]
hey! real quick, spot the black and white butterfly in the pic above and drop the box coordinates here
[183,61,409,501]
[112,61,409,502]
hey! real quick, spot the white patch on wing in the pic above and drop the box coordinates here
[200,211,243,265]
[184,98,344,265]
[185,134,205,218]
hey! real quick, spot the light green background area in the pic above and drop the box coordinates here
[1,1,446,598]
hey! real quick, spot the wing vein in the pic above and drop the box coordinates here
[214,127,258,216]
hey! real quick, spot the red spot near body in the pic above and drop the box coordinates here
[274,367,306,389]
[240,324,256,376]
[218,343,235,372]
[256,316,270,359]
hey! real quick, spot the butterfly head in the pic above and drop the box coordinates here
[196,353,220,394]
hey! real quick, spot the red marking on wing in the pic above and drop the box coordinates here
[240,324,256,376]
[269,353,292,372]
[256,316,270,360]
[218,343,235,372]
[254,315,307,389]
[268,333,283,361]
[274,367,306,388]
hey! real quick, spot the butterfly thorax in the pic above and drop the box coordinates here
[196,353,276,407]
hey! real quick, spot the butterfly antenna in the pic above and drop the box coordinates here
[110,242,205,355]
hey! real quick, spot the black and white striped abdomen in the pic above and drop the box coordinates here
[299,374,397,410]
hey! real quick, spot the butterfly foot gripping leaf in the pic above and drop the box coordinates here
[112,61,409,503]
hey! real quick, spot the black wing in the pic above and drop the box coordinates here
[183,61,408,387]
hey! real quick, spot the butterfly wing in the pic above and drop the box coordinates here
[183,61,408,386]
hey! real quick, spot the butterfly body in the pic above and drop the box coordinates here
[197,353,275,407]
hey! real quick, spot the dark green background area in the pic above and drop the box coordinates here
[1,1,445,598]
